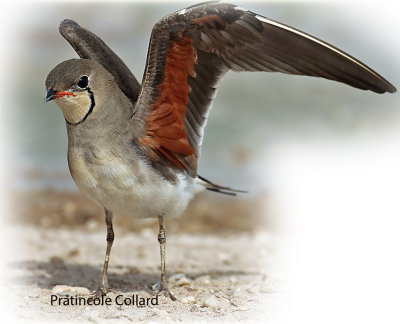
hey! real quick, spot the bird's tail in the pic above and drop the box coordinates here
[197,175,247,196]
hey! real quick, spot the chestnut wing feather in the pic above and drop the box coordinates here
[135,2,396,177]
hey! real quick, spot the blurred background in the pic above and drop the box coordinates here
[3,0,399,234]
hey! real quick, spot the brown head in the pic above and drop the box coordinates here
[45,59,115,125]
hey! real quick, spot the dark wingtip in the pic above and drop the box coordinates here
[386,84,397,94]
[59,19,81,35]
[376,82,396,94]
[60,19,80,27]
[375,75,397,93]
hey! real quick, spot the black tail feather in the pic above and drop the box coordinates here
[198,175,248,196]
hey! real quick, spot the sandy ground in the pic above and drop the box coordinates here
[5,190,286,322]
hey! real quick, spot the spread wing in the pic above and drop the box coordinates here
[59,19,141,103]
[134,2,396,177]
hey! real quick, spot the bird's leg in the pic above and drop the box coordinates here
[94,208,114,296]
[157,215,176,300]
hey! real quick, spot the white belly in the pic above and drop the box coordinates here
[68,150,197,219]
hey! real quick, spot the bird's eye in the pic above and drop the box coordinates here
[77,75,89,89]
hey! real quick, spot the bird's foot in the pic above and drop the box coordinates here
[90,285,112,298]
[153,281,176,301]
[158,282,176,301]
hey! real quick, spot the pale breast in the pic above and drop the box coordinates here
[67,145,196,219]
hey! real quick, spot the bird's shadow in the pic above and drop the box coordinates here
[12,260,260,295]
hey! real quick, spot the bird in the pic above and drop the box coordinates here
[44,1,396,300]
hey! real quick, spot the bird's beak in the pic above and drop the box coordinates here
[44,88,76,102]
[44,88,56,102]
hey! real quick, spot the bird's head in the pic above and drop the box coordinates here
[45,58,111,125]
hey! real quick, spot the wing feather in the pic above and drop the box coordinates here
[59,19,141,104]
[134,2,396,177]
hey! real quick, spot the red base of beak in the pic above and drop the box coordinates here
[55,91,76,99]
[45,89,75,102]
